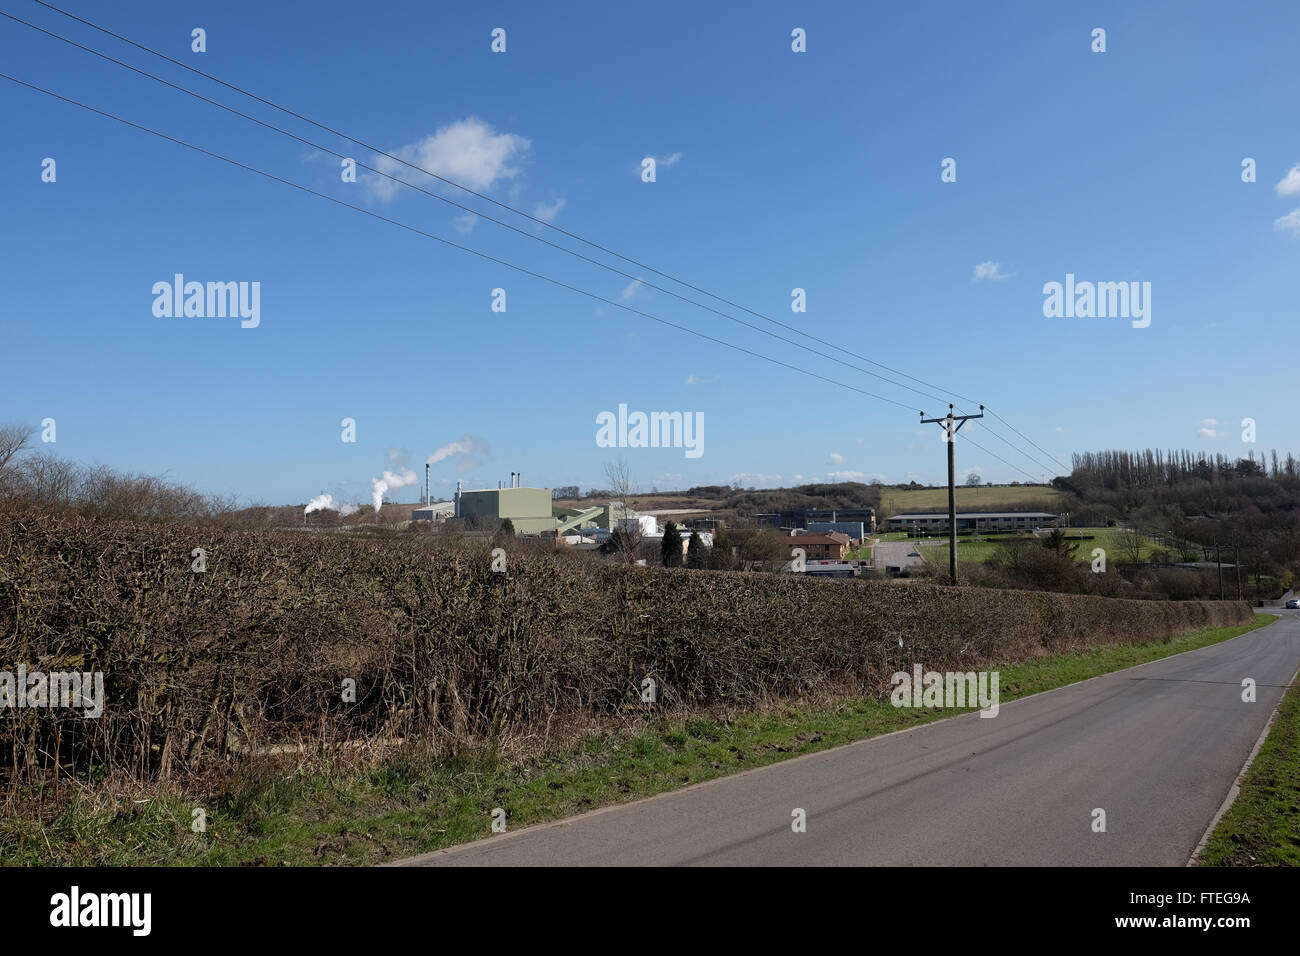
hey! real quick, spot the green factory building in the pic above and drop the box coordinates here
[454,482,612,536]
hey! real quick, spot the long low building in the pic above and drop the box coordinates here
[885,512,1061,533]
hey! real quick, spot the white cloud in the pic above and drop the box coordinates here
[827,470,866,481]
[1198,418,1222,439]
[731,472,781,485]
[618,278,645,302]
[365,117,530,202]
[1053,425,1065,433]
[685,374,700,385]
[533,198,566,222]
[972,261,1011,282]
[452,213,478,234]
[827,452,845,465]
[1275,164,1300,197]
[1274,208,1300,235]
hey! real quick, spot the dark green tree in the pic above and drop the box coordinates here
[661,520,683,567]
[686,530,705,568]
[1040,527,1078,558]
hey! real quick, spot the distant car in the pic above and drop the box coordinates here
[1286,599,1300,609]
[907,551,921,558]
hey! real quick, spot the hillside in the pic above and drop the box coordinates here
[880,485,1064,515]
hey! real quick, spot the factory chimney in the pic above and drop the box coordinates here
[425,463,430,507]
[455,480,462,518]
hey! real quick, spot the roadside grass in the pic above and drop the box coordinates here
[0,615,1274,867]
[1198,658,1300,866]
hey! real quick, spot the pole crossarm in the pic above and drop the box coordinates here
[918,404,985,585]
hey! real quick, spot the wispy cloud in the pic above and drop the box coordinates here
[1197,418,1222,439]
[452,213,479,234]
[618,278,645,302]
[638,152,683,175]
[1274,208,1300,235]
[827,452,845,465]
[972,261,1012,282]
[533,198,566,222]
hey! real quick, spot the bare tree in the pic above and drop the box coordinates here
[0,422,34,476]
[13,450,81,506]
[603,457,643,562]
[1116,527,1147,564]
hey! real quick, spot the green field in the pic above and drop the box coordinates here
[880,484,1063,515]
[914,528,1167,566]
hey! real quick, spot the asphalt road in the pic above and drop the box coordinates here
[396,611,1300,867]
[872,538,927,570]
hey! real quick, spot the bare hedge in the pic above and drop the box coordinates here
[0,509,1251,783]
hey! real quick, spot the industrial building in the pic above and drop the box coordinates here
[409,469,665,541]
[755,508,875,533]
[884,512,1061,534]
[806,520,866,543]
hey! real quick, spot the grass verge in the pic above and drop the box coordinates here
[1,615,1274,867]
[1197,655,1300,866]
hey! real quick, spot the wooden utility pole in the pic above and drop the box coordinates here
[921,404,984,585]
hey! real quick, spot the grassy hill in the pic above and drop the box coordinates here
[880,484,1064,515]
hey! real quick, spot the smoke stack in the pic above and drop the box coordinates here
[455,480,462,518]
[425,463,430,507]
[517,472,522,488]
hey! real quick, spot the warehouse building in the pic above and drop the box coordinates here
[754,508,875,533]
[884,512,1061,534]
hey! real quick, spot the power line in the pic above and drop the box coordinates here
[26,0,1069,478]
[0,10,967,417]
[0,70,927,416]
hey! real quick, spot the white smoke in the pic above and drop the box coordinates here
[370,467,418,513]
[305,494,359,516]
[361,439,490,515]
[427,435,491,473]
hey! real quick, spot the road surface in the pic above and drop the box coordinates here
[395,611,1300,866]
[872,538,927,571]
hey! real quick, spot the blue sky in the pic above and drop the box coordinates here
[3,0,1298,507]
